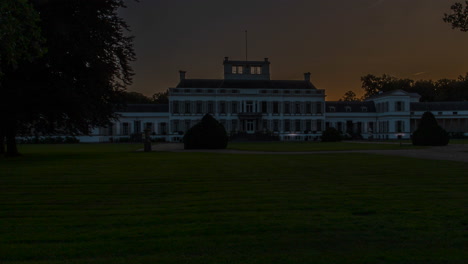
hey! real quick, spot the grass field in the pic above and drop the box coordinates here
[1,144,467,263]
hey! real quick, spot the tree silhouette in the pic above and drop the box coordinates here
[444,1,468,32]
[0,0,45,155]
[1,0,136,156]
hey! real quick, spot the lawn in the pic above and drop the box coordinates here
[1,144,467,264]
[227,141,422,152]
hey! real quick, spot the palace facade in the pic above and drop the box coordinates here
[78,57,468,142]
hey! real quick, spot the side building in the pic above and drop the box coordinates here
[78,58,468,142]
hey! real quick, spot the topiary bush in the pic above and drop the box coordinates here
[321,127,342,142]
[183,114,228,149]
[412,111,449,146]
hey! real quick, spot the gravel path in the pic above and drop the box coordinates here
[148,143,468,163]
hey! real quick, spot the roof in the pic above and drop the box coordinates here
[120,104,169,113]
[410,102,468,111]
[366,89,421,100]
[325,101,376,113]
[176,79,317,89]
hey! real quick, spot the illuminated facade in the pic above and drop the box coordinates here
[79,58,468,142]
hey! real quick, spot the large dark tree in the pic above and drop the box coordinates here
[444,1,468,32]
[412,112,449,146]
[0,0,45,155]
[0,0,135,156]
[339,90,360,102]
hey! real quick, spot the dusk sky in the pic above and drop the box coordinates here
[119,0,468,100]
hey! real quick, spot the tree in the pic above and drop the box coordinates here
[0,0,45,155]
[183,114,228,149]
[1,0,136,156]
[360,74,413,99]
[321,127,342,142]
[339,90,360,101]
[443,1,468,32]
[120,91,153,104]
[412,112,449,146]
[152,90,169,104]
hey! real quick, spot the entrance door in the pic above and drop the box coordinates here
[246,120,255,133]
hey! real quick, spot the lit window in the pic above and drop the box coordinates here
[232,66,243,74]
[250,66,261,74]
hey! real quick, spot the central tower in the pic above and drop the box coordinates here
[223,57,271,80]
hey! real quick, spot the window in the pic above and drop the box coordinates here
[196,89,203,93]
[122,122,129,135]
[453,112,458,115]
[305,120,312,131]
[273,120,279,131]
[345,106,351,112]
[172,101,179,114]
[220,101,226,114]
[232,65,243,74]
[396,120,404,133]
[185,120,191,131]
[250,66,261,74]
[295,120,301,132]
[232,101,238,114]
[305,102,312,114]
[232,89,239,93]
[145,122,153,133]
[438,112,443,115]
[316,103,322,114]
[284,102,290,114]
[185,101,191,114]
[273,90,279,94]
[395,101,404,111]
[159,122,167,134]
[231,120,238,131]
[172,120,179,132]
[246,101,254,113]
[260,90,267,94]
[295,90,301,94]
[196,101,202,114]
[273,102,279,114]
[207,89,214,93]
[134,121,141,133]
[361,106,368,112]
[261,101,268,113]
[284,90,290,94]
[207,101,214,114]
[284,120,291,131]
[329,106,336,112]
[305,90,311,94]
[295,102,301,114]
[184,89,190,93]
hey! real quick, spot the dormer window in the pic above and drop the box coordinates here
[250,66,261,74]
[329,106,336,112]
[232,65,243,74]
[361,106,368,112]
[345,106,352,112]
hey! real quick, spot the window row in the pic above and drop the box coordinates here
[171,101,323,115]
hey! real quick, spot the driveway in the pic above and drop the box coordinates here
[149,143,468,163]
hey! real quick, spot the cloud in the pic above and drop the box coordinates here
[413,72,426,76]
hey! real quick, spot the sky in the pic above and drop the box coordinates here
[119,0,468,101]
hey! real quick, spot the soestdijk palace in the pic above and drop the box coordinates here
[79,57,468,142]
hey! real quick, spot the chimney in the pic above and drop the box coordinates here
[264,58,269,62]
[224,57,229,62]
[179,70,186,81]
[304,72,311,82]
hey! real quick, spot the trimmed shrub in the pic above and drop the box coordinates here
[183,114,228,149]
[321,127,342,142]
[412,111,449,146]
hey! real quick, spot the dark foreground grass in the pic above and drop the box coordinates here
[1,144,467,264]
[228,141,423,152]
